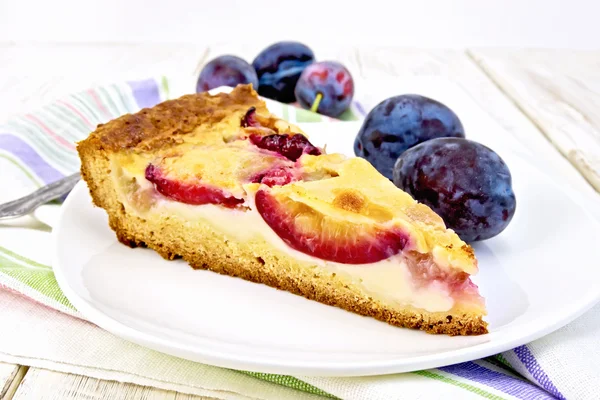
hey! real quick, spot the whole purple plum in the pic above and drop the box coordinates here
[252,41,315,103]
[354,94,465,180]
[294,61,354,117]
[393,137,516,242]
[196,55,258,93]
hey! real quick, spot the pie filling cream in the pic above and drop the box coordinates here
[77,84,488,335]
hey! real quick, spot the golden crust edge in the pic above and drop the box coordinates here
[76,84,266,155]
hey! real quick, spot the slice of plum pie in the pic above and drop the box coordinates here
[77,84,488,336]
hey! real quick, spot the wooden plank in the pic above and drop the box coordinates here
[0,363,19,398]
[470,48,600,192]
[1,366,28,400]
[0,363,24,399]
[12,368,216,400]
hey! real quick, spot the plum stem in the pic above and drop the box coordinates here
[310,92,323,113]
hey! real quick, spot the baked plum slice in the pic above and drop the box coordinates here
[249,133,321,161]
[251,166,299,187]
[242,107,322,161]
[145,164,244,208]
[255,189,409,264]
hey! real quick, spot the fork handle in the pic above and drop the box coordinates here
[0,173,81,219]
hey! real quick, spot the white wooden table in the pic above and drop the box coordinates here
[1,44,599,399]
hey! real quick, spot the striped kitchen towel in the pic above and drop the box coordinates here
[0,76,597,400]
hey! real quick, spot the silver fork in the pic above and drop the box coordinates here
[0,173,81,220]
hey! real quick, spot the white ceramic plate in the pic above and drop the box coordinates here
[53,82,600,377]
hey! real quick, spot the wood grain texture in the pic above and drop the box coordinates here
[0,362,22,399]
[12,368,216,400]
[470,49,600,192]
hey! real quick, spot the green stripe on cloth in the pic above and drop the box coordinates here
[0,153,43,187]
[105,82,139,115]
[0,245,51,270]
[4,119,74,170]
[483,355,520,379]
[39,105,89,143]
[0,253,74,310]
[281,104,290,122]
[295,108,323,123]
[105,83,139,115]
[97,86,125,117]
[493,354,513,370]
[238,371,337,399]
[161,76,170,100]
[46,104,91,138]
[413,370,507,400]
[337,108,360,121]
[70,92,107,125]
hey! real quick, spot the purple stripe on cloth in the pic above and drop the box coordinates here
[440,361,557,400]
[0,134,64,184]
[514,346,566,400]
[353,101,368,117]
[127,78,161,109]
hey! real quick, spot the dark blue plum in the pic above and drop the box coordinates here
[294,61,354,117]
[252,41,315,103]
[196,55,258,93]
[393,138,516,242]
[354,94,465,180]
